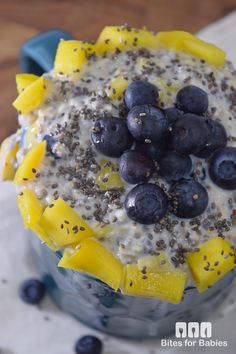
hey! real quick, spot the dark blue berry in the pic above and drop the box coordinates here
[170,179,208,218]
[19,279,45,304]
[159,152,192,182]
[125,80,158,109]
[125,183,169,224]
[194,119,227,158]
[119,150,155,184]
[127,105,168,143]
[43,134,60,159]
[75,335,103,354]
[176,85,208,115]
[171,114,209,155]
[135,141,163,161]
[91,117,133,157]
[209,147,236,190]
[165,107,183,125]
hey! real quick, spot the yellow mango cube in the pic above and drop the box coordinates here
[0,137,19,180]
[96,160,124,190]
[13,76,46,114]
[107,75,129,100]
[137,252,172,273]
[187,237,235,292]
[54,40,87,75]
[156,31,194,50]
[17,188,57,250]
[39,197,94,248]
[16,73,39,93]
[58,238,124,291]
[122,264,186,304]
[96,26,157,55]
[14,141,46,184]
[183,38,226,67]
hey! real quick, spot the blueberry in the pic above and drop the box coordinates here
[75,335,103,354]
[125,183,169,224]
[91,117,133,157]
[209,147,236,190]
[119,150,155,184]
[170,114,209,155]
[19,279,45,304]
[169,179,209,218]
[176,85,208,115]
[125,80,158,109]
[165,107,183,125]
[43,134,60,159]
[159,152,192,182]
[135,141,163,161]
[194,119,227,158]
[127,105,168,143]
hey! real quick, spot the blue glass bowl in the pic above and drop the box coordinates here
[29,232,236,339]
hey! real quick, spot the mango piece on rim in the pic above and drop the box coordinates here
[96,160,124,191]
[107,75,129,100]
[54,40,88,75]
[14,141,46,184]
[96,26,158,55]
[0,136,19,181]
[17,188,57,250]
[58,238,124,291]
[122,264,186,304]
[39,197,94,248]
[16,73,39,93]
[13,76,46,114]
[187,237,236,292]
[137,252,172,273]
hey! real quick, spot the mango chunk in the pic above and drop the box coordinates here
[183,38,226,67]
[16,73,39,93]
[39,197,94,248]
[107,75,129,100]
[96,26,157,55]
[13,76,46,114]
[137,252,172,273]
[58,238,124,291]
[17,188,57,250]
[122,264,186,304]
[187,237,235,292]
[0,137,19,180]
[156,31,225,67]
[54,40,87,75]
[14,141,46,184]
[96,160,124,190]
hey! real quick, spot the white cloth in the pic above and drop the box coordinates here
[1,12,236,354]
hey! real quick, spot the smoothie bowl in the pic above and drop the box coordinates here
[1,26,236,338]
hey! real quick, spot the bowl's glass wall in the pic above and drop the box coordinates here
[30,233,236,339]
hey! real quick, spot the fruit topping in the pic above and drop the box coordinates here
[75,335,103,354]
[124,80,159,109]
[58,238,124,291]
[127,104,168,143]
[16,73,39,93]
[164,106,183,124]
[170,179,209,218]
[176,85,208,115]
[14,141,46,184]
[119,150,155,184]
[91,117,133,157]
[107,75,129,100]
[135,141,163,161]
[195,119,227,158]
[170,113,209,155]
[159,151,192,182]
[19,278,45,305]
[43,134,60,159]
[125,183,169,224]
[122,264,187,304]
[209,147,236,190]
[187,237,236,292]
[0,136,19,181]
[96,160,124,190]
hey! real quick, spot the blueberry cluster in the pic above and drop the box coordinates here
[91,81,236,224]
